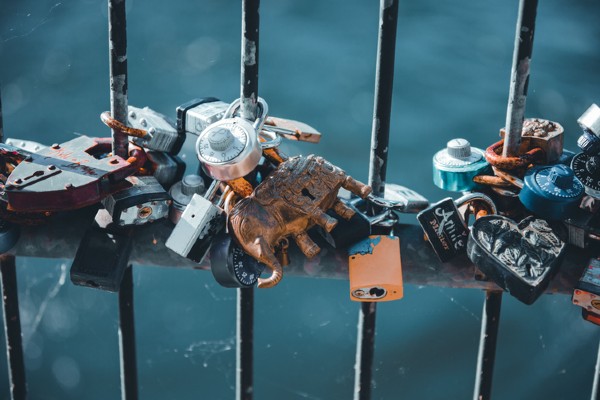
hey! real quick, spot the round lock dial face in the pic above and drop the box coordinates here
[197,121,249,164]
[533,168,584,199]
[231,246,265,287]
[572,153,600,196]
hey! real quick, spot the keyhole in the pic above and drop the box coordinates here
[301,188,315,200]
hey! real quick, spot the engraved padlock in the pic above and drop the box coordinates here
[573,258,600,325]
[499,118,564,163]
[196,97,280,181]
[417,193,497,262]
[576,104,600,155]
[571,152,600,199]
[165,180,225,263]
[433,138,490,192]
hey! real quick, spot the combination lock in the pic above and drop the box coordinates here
[210,233,266,288]
[519,164,584,220]
[571,153,600,198]
[432,138,489,192]
[196,97,279,181]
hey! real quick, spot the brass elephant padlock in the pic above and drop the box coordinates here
[228,154,372,288]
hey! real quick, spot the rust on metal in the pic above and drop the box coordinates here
[485,139,544,170]
[101,111,149,139]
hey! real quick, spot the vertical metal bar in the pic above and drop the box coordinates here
[236,288,254,400]
[591,338,600,400]
[240,0,260,121]
[118,266,138,400]
[473,291,502,400]
[354,1,399,400]
[108,0,129,159]
[502,0,539,157]
[0,255,26,400]
[236,1,259,399]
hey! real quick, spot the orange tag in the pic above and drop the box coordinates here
[348,235,403,302]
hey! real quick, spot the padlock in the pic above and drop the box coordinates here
[143,150,185,189]
[517,164,585,220]
[165,180,225,263]
[70,221,133,292]
[573,258,600,326]
[576,104,600,155]
[209,232,266,288]
[5,138,47,153]
[196,97,280,181]
[177,97,228,136]
[432,138,490,192]
[126,106,185,154]
[4,136,145,212]
[467,215,565,305]
[348,235,403,302]
[168,174,207,224]
[563,207,600,248]
[571,153,600,199]
[499,118,564,163]
[417,193,497,262]
[102,175,171,226]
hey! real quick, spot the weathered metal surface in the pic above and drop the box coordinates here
[7,208,590,295]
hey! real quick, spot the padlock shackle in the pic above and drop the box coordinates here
[455,192,498,215]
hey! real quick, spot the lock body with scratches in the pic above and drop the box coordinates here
[348,235,403,302]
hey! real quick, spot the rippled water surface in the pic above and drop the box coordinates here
[1,0,600,399]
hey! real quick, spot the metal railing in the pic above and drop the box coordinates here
[0,0,598,399]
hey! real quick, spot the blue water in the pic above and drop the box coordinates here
[1,0,600,398]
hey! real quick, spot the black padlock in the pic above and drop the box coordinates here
[563,207,600,249]
[417,193,496,262]
[70,221,133,292]
[209,233,266,288]
[467,215,565,305]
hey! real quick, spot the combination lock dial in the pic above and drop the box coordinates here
[210,233,266,288]
[571,153,600,198]
[432,138,490,192]
[196,98,268,181]
[519,164,584,220]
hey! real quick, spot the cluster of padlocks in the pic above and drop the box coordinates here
[1,96,599,324]
[419,104,600,324]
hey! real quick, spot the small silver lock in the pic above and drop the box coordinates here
[165,180,225,263]
[168,174,207,224]
[177,98,230,136]
[196,97,279,181]
[126,106,185,154]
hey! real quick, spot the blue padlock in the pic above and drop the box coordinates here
[519,164,584,220]
[432,138,490,192]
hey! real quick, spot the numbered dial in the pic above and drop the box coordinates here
[210,234,266,288]
[572,153,600,198]
[196,117,262,181]
[519,165,584,220]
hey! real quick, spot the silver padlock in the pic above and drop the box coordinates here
[102,175,172,226]
[177,98,230,136]
[196,97,280,181]
[165,180,225,263]
[126,106,185,154]
[168,174,206,224]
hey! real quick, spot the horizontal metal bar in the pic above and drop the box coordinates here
[10,208,587,294]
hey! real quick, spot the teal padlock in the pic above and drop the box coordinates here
[433,138,490,192]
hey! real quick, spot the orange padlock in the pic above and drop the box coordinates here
[348,235,403,302]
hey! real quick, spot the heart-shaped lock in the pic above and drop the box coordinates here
[466,215,566,305]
